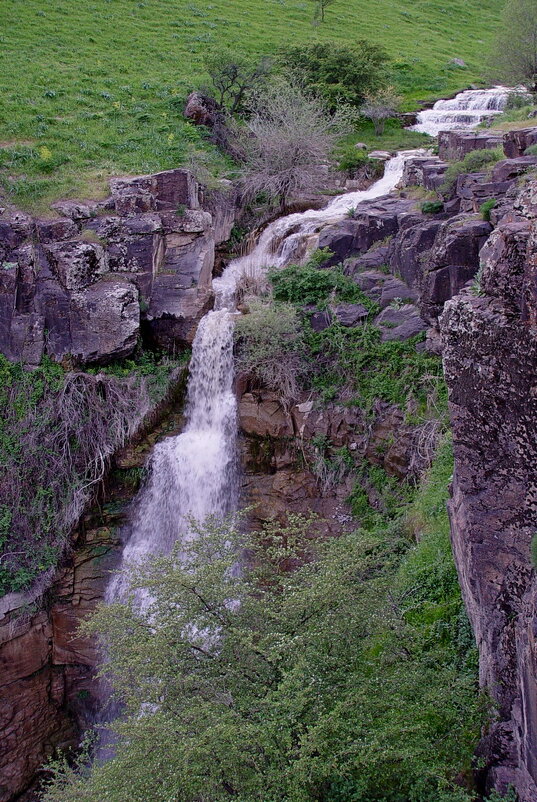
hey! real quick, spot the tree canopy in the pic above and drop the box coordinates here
[43,445,483,802]
[279,41,389,112]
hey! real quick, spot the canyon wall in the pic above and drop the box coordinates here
[441,189,537,801]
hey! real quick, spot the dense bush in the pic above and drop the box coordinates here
[421,199,444,214]
[480,198,497,221]
[42,439,482,802]
[336,144,385,178]
[306,322,446,411]
[270,251,377,310]
[279,41,389,112]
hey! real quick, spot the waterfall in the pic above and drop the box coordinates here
[106,310,238,603]
[107,148,424,601]
[412,86,528,136]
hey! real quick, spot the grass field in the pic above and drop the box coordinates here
[0,0,504,212]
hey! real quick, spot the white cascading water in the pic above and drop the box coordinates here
[107,149,422,601]
[106,310,238,603]
[412,85,525,136]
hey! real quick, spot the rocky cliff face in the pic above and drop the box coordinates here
[440,185,537,800]
[0,169,236,366]
[0,384,187,802]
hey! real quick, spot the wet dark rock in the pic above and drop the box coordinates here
[318,197,416,264]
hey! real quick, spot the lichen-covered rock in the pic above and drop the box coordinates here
[439,198,537,800]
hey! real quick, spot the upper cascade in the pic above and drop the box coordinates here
[413,86,525,136]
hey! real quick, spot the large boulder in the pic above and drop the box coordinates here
[503,127,537,159]
[374,304,427,341]
[110,168,200,215]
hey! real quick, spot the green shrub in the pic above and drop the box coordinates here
[421,200,444,214]
[480,198,497,221]
[336,145,368,173]
[524,144,537,156]
[278,41,389,111]
[42,439,481,802]
[234,299,309,404]
[270,253,377,311]
[439,148,503,196]
[306,323,447,412]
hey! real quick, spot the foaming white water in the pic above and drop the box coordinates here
[214,149,426,303]
[412,86,525,136]
[108,149,423,601]
[107,309,238,602]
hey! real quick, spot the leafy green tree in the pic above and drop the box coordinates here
[489,0,537,89]
[279,41,389,112]
[43,472,482,802]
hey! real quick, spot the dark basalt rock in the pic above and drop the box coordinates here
[419,215,492,322]
[503,127,537,159]
[389,217,442,288]
[438,130,503,161]
[318,197,416,264]
[333,302,369,326]
[439,191,537,801]
[374,303,427,341]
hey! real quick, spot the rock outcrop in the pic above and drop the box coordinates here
[0,169,236,365]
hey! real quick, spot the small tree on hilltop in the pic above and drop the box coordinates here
[361,87,401,135]
[489,0,537,89]
[310,0,336,23]
[241,82,349,212]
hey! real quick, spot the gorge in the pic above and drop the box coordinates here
[2,81,537,802]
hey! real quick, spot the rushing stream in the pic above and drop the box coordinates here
[107,86,518,597]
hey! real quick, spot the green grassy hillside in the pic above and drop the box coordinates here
[0,0,504,211]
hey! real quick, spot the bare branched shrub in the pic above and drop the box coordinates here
[234,299,309,407]
[0,372,152,593]
[241,82,349,211]
[361,87,400,135]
